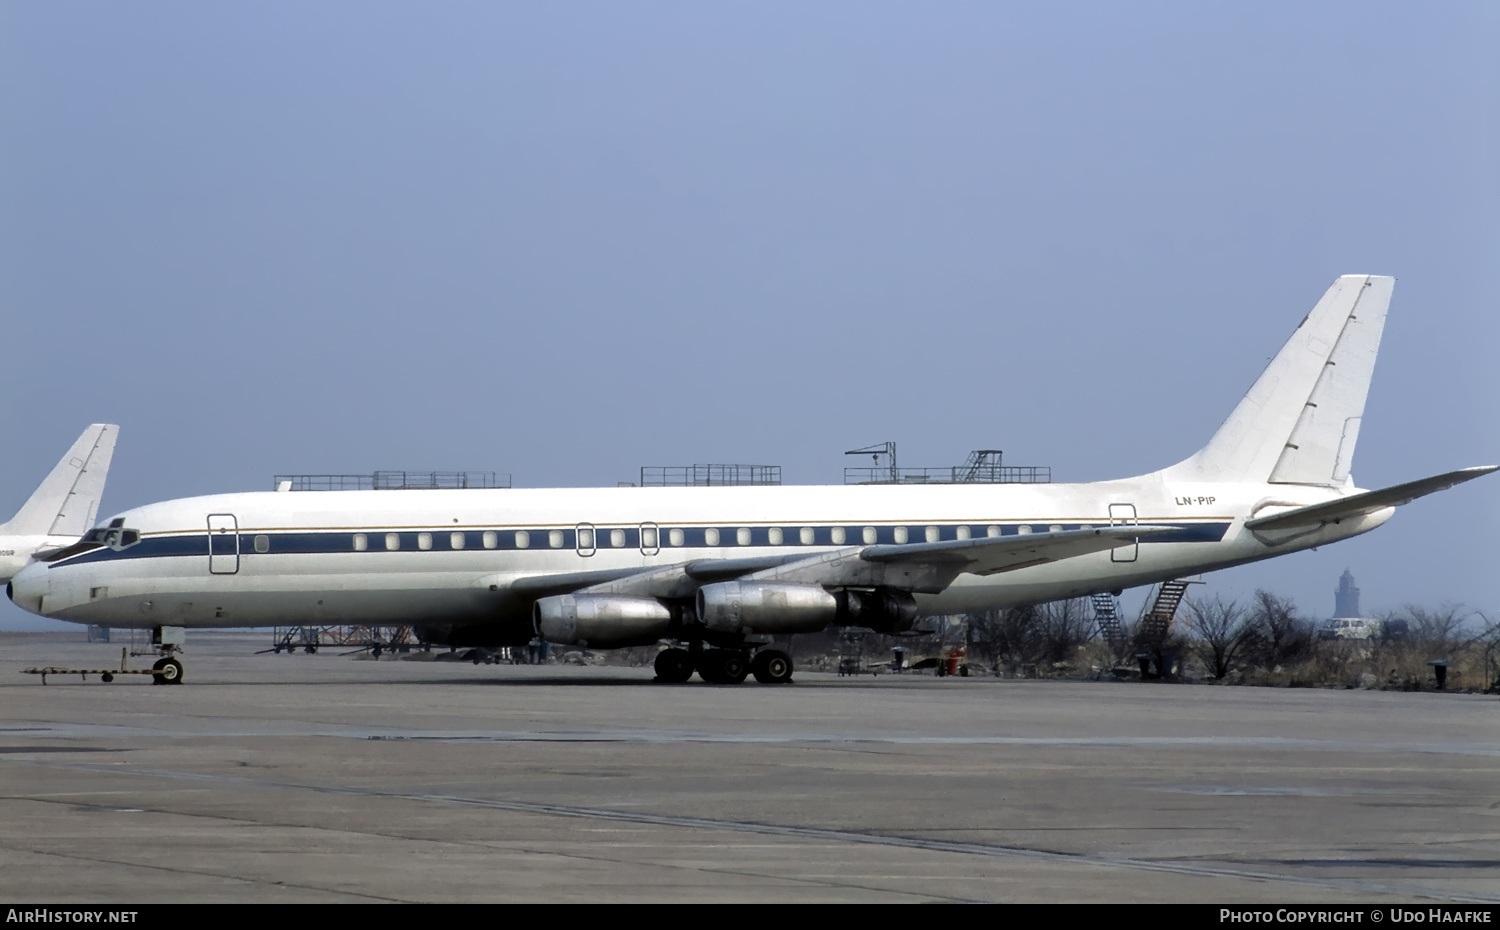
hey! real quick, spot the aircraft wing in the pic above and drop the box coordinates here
[508,554,803,600]
[860,525,1179,575]
[1245,466,1497,532]
[745,525,1179,592]
[509,525,1176,600]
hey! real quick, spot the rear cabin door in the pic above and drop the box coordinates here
[208,513,240,574]
[1108,503,1138,563]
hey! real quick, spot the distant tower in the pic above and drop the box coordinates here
[1334,569,1361,618]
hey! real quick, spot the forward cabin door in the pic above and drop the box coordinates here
[208,513,240,574]
[1108,503,1138,563]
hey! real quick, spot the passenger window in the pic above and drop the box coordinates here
[987,525,1002,537]
[578,528,594,549]
[704,528,720,546]
[862,526,877,544]
[610,528,626,548]
[641,526,658,549]
[1017,526,1032,535]
[452,532,467,550]
[1049,524,1063,534]
[353,534,368,551]
[514,531,529,549]
[893,526,908,544]
[254,535,269,553]
[925,526,940,543]
[549,530,564,548]
[736,527,751,546]
[768,527,783,545]
[483,531,498,549]
[385,533,400,550]
[668,528,684,547]
[418,532,433,551]
[956,525,971,540]
[830,527,846,544]
[799,527,814,545]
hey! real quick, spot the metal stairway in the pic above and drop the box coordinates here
[1138,579,1201,643]
[1091,593,1127,647]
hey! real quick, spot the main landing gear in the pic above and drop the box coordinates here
[653,646,794,685]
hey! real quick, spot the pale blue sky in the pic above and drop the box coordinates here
[3,2,1496,630]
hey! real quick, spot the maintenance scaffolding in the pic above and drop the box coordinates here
[843,444,1050,485]
[639,465,781,487]
[272,471,510,491]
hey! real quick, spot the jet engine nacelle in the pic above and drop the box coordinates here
[697,582,839,635]
[533,594,673,648]
[837,588,918,634]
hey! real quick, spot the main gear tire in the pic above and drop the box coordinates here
[696,650,749,684]
[751,649,794,684]
[654,648,694,683]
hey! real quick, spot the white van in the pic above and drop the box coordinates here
[1321,617,1376,640]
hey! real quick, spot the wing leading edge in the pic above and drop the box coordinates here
[509,524,1177,600]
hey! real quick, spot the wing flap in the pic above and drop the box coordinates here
[862,525,1179,576]
[1245,466,1497,531]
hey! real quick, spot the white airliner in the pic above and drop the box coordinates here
[8,277,1493,686]
[0,424,118,585]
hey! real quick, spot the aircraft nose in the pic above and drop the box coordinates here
[8,563,50,615]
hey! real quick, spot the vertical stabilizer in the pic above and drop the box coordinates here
[1164,276,1391,486]
[2,424,119,537]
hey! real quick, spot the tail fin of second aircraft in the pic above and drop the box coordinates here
[1163,275,1393,487]
[1,424,119,537]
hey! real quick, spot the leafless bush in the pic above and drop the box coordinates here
[1370,603,1482,689]
[966,598,1095,676]
[1249,590,1313,668]
[1183,595,1256,679]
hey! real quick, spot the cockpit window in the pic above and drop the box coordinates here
[83,525,142,551]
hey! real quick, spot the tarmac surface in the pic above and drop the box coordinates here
[0,631,1497,904]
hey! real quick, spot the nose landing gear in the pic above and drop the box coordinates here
[150,626,186,685]
[151,656,184,685]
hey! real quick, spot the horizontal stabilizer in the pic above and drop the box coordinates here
[1244,466,1498,532]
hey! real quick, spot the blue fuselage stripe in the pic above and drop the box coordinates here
[53,521,1232,566]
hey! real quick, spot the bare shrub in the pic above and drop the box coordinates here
[1249,590,1313,669]
[1374,603,1481,689]
[1183,595,1255,679]
[967,598,1094,677]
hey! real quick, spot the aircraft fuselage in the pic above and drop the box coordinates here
[9,475,1389,642]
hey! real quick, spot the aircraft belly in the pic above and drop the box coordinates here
[41,553,507,629]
